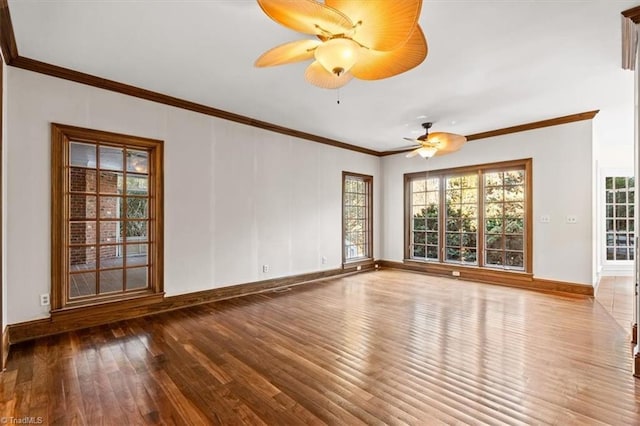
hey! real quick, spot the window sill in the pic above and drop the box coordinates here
[51,292,165,323]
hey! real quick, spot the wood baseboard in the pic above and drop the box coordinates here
[378,260,593,296]
[8,267,351,344]
[532,278,594,296]
[342,259,377,273]
[2,326,8,370]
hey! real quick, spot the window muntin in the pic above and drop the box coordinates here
[343,173,372,262]
[605,176,635,261]
[53,124,163,309]
[405,160,530,272]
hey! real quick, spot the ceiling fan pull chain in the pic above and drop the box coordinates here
[337,88,340,105]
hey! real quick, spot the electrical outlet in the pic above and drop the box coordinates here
[540,215,551,223]
[566,215,578,224]
[40,294,50,306]
[262,264,270,273]
[452,271,461,277]
[321,256,327,264]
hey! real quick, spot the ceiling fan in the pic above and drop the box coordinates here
[254,0,428,89]
[401,122,467,159]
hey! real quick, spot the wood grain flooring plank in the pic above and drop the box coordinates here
[150,369,212,425]
[216,312,428,424]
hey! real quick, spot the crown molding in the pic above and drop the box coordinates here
[0,0,17,63]
[464,110,599,142]
[622,5,640,24]
[9,56,380,156]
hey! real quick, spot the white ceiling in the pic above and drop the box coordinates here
[7,0,637,152]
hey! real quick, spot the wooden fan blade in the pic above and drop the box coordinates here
[326,0,422,51]
[428,132,467,155]
[350,26,427,80]
[304,61,353,89]
[257,0,353,37]
[255,39,321,67]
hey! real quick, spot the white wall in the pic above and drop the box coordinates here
[592,103,635,277]
[593,103,634,170]
[5,67,381,324]
[381,121,594,286]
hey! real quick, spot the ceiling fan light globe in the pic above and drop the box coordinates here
[314,38,360,76]
[418,147,438,158]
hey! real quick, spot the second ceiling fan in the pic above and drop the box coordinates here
[401,122,466,158]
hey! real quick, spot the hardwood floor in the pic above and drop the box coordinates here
[1,269,640,425]
[596,275,634,334]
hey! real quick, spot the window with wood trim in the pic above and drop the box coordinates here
[410,176,440,260]
[604,176,635,261]
[445,174,479,265]
[343,172,373,263]
[405,159,531,272]
[484,169,527,268]
[52,124,163,310]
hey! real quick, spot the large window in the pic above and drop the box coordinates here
[605,176,635,261]
[52,124,164,310]
[343,172,373,263]
[405,159,531,272]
